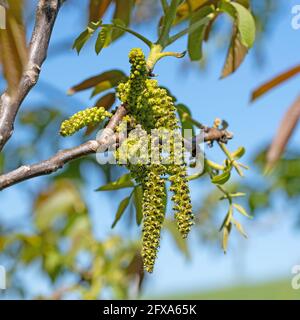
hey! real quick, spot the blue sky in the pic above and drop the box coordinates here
[1,0,300,298]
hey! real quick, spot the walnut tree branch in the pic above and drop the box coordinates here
[0,104,127,190]
[0,0,62,152]
[0,108,232,191]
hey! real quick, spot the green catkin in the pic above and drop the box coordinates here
[117,48,148,120]
[144,79,178,131]
[116,48,194,272]
[169,165,194,238]
[141,165,166,273]
[168,132,194,239]
[60,107,111,137]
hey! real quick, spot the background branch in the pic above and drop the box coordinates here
[0,0,62,151]
[266,95,300,169]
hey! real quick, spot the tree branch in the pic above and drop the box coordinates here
[0,140,98,190]
[0,104,127,190]
[0,106,233,191]
[0,0,62,152]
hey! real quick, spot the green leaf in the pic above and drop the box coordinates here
[96,173,134,191]
[72,21,102,54]
[222,222,232,253]
[231,2,255,48]
[221,24,248,78]
[211,171,231,185]
[232,218,248,238]
[233,203,252,219]
[188,6,213,61]
[231,146,246,159]
[229,192,246,198]
[98,22,153,47]
[158,0,182,46]
[219,205,233,231]
[220,1,256,48]
[111,194,132,228]
[72,29,91,54]
[95,26,111,54]
[133,185,143,226]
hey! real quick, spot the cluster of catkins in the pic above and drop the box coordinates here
[59,48,194,273]
[116,48,193,273]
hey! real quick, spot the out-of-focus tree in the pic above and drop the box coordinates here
[0,0,289,299]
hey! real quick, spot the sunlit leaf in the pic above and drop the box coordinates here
[219,205,232,231]
[233,203,252,219]
[220,1,255,48]
[187,6,213,61]
[72,21,102,54]
[232,218,248,238]
[211,171,231,185]
[231,146,246,160]
[95,26,112,54]
[68,70,126,95]
[221,25,248,78]
[230,2,255,48]
[222,222,232,253]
